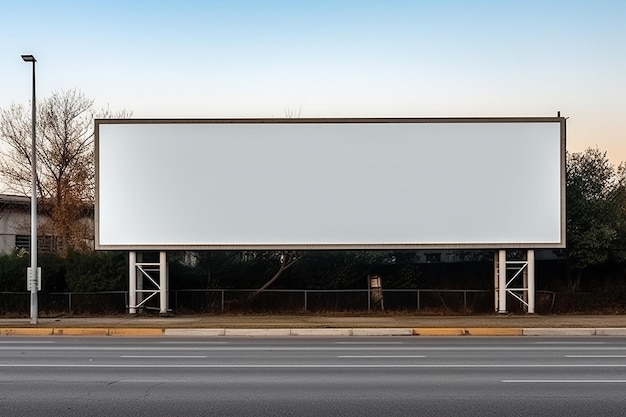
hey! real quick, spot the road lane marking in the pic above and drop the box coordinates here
[3,364,626,369]
[335,342,404,345]
[0,341,54,344]
[158,342,229,345]
[337,355,425,358]
[534,342,605,344]
[120,355,208,359]
[4,346,626,352]
[503,380,626,383]
[566,355,626,358]
[115,380,193,383]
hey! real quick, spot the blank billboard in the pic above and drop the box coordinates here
[95,118,565,250]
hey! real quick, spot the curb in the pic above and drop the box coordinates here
[466,328,523,336]
[225,329,292,337]
[353,328,413,336]
[596,328,626,336]
[411,328,523,336]
[1,328,54,336]
[164,328,414,337]
[164,329,225,336]
[108,328,165,336]
[53,328,109,336]
[2,327,626,337]
[413,328,467,336]
[0,328,164,336]
[522,328,626,336]
[522,328,596,336]
[290,328,356,337]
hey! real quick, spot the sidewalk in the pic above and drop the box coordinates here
[1,314,625,336]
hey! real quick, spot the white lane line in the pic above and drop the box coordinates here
[0,341,54,344]
[120,355,208,359]
[3,364,626,369]
[566,355,626,358]
[158,342,229,345]
[503,380,626,384]
[116,380,190,383]
[335,342,404,345]
[337,355,425,358]
[534,342,605,345]
[4,346,626,352]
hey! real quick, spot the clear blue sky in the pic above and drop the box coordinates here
[1,0,625,162]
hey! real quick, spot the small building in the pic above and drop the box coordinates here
[0,193,32,254]
[0,193,93,254]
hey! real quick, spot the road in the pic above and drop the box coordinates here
[1,336,625,416]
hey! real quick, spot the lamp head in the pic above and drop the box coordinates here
[21,54,36,63]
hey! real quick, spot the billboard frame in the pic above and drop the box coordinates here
[95,117,566,251]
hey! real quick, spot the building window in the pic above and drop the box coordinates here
[14,234,62,253]
[15,235,30,251]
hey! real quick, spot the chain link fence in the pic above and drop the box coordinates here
[0,288,570,315]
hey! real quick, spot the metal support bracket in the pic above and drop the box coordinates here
[494,249,535,314]
[129,251,169,314]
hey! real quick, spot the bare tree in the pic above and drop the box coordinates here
[251,251,302,297]
[0,88,130,253]
[0,104,33,197]
[283,105,302,118]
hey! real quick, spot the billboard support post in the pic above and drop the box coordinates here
[128,251,169,314]
[495,249,535,314]
[129,251,137,314]
[527,250,535,314]
[136,252,144,307]
[494,253,499,312]
[159,251,168,315]
[497,250,507,314]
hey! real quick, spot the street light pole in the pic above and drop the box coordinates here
[21,54,38,325]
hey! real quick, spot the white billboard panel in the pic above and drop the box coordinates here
[95,118,565,250]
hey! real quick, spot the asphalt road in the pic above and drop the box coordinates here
[1,336,626,416]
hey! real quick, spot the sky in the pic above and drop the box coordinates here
[1,0,625,165]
